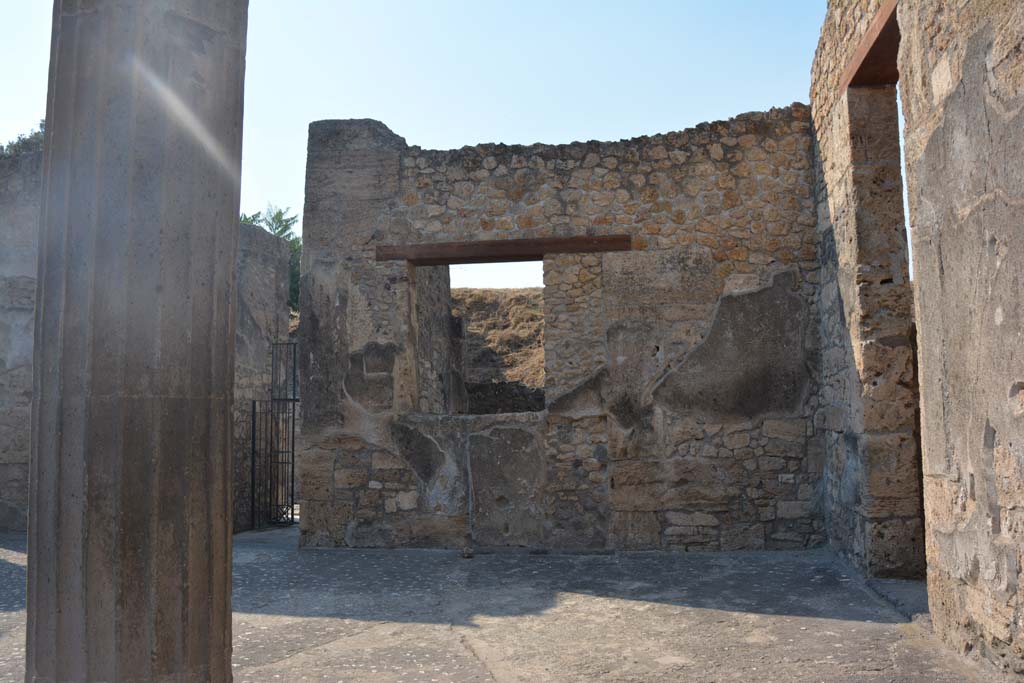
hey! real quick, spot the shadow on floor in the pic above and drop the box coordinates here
[0,526,927,626]
[0,533,26,613]
[231,525,916,627]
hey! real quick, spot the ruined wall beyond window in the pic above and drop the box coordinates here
[298,106,825,551]
[450,287,544,414]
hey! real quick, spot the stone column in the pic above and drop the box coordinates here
[28,1,248,680]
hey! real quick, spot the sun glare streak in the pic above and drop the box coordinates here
[132,56,240,186]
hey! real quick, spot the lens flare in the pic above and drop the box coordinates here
[132,56,240,186]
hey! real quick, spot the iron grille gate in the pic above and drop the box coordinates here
[250,342,298,528]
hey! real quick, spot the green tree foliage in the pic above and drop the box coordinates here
[262,205,298,239]
[240,204,302,310]
[239,211,263,226]
[1,120,45,159]
[284,235,302,312]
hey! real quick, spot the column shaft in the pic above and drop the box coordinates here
[28,1,248,679]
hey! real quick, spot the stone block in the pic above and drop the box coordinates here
[393,514,469,547]
[609,511,662,549]
[721,523,766,550]
[335,468,370,489]
[665,511,718,527]
[723,432,751,449]
[663,525,716,546]
[611,460,662,487]
[610,484,663,512]
[777,501,811,519]
[862,432,921,504]
[762,419,805,440]
[298,450,335,501]
[815,405,846,432]
[396,490,418,511]
[863,518,925,579]
[372,450,407,470]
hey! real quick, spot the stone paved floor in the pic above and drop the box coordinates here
[0,528,1010,682]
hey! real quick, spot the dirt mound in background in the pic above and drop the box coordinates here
[451,288,544,389]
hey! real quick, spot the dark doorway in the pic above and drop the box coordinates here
[250,342,299,528]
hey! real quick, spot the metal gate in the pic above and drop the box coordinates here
[250,342,298,528]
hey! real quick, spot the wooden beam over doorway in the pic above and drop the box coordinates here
[375,234,633,266]
[839,0,900,90]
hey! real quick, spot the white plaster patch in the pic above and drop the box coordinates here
[723,273,762,296]
[931,56,955,105]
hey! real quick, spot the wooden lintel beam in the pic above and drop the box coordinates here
[839,0,901,90]
[375,234,633,266]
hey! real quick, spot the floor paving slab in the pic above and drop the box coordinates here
[0,528,1010,682]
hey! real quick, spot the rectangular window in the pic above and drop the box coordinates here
[450,262,544,414]
[383,235,631,416]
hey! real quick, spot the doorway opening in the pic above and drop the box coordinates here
[842,0,926,576]
[249,341,299,529]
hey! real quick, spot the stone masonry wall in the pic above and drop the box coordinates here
[897,0,1024,672]
[813,0,1024,671]
[0,151,42,530]
[299,106,825,551]
[410,264,465,414]
[810,0,925,578]
[0,157,289,533]
[232,223,290,532]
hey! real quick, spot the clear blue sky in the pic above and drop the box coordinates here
[0,1,826,287]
